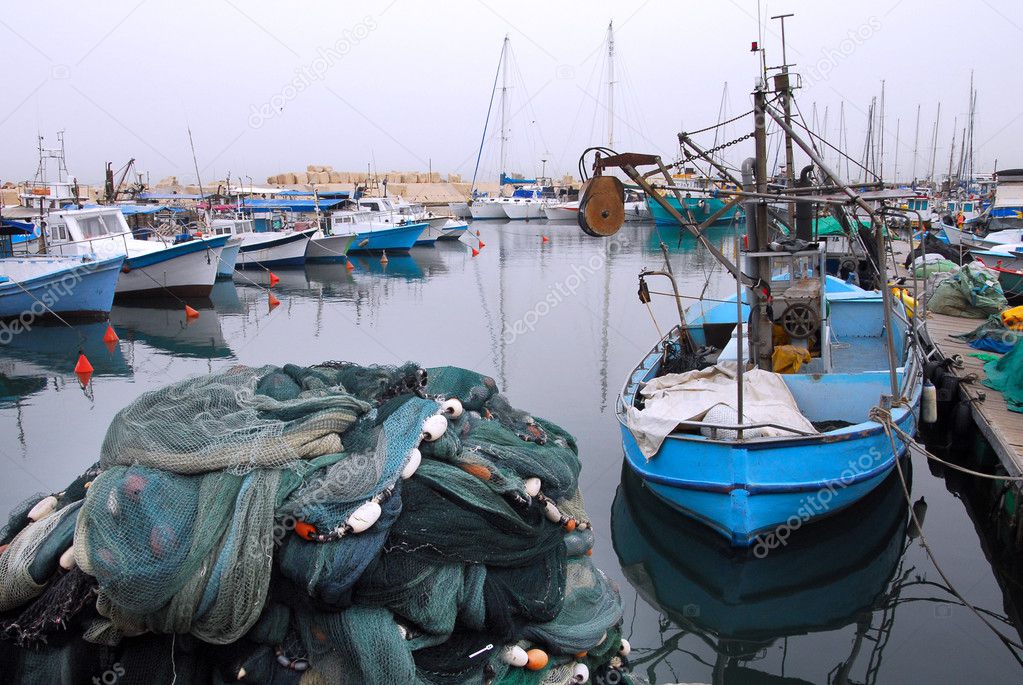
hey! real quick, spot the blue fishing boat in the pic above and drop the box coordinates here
[350,223,427,253]
[617,270,921,546]
[1,218,125,319]
[646,193,742,226]
[577,75,924,547]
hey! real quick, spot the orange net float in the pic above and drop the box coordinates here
[525,648,548,671]
[460,463,492,481]
[295,520,318,541]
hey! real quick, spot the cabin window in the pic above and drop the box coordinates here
[77,215,115,239]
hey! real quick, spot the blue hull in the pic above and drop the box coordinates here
[349,223,426,252]
[647,195,742,226]
[0,255,125,320]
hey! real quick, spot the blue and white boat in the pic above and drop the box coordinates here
[329,211,426,253]
[45,207,229,298]
[1,218,124,319]
[617,264,922,546]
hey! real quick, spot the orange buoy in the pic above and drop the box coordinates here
[575,651,588,659]
[268,271,280,286]
[380,250,389,265]
[471,248,480,257]
[475,230,481,237]
[586,548,593,556]
[103,325,119,344]
[184,305,200,319]
[268,293,281,310]
[541,235,549,243]
[478,240,486,248]
[564,518,577,532]
[461,463,492,481]
[345,260,355,271]
[525,649,548,671]
[295,520,317,541]
[74,353,94,387]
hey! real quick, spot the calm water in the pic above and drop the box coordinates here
[1,221,1020,683]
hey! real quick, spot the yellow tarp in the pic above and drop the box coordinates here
[772,344,813,374]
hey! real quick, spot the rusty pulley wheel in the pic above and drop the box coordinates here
[578,175,625,237]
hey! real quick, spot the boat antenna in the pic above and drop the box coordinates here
[770,12,796,225]
[469,36,507,198]
[187,125,210,226]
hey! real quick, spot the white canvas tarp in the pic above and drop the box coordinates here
[625,362,818,458]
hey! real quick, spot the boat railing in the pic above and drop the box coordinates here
[45,231,133,258]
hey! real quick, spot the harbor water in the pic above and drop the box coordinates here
[1,221,1019,683]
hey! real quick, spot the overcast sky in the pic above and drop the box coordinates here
[1,0,1019,186]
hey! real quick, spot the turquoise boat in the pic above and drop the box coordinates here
[646,194,742,226]
[618,256,922,547]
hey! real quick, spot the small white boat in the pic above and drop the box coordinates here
[207,219,249,277]
[306,230,357,263]
[235,227,317,269]
[469,197,509,220]
[543,201,579,221]
[46,207,228,298]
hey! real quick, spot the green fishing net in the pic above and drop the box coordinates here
[983,343,1023,413]
[928,263,1009,318]
[0,362,626,684]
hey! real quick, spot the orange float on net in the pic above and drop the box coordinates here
[525,648,548,671]
[564,518,577,532]
[295,520,318,541]
[461,463,492,481]
[575,651,588,659]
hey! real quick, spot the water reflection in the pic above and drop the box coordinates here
[110,299,232,359]
[612,463,913,684]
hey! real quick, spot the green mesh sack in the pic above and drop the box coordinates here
[983,342,1023,412]
[929,263,1008,318]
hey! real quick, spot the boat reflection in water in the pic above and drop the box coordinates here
[612,461,915,684]
[110,298,232,359]
[0,321,132,404]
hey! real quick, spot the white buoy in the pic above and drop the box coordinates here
[922,380,937,424]
[59,546,76,571]
[544,500,562,523]
[28,495,58,522]
[500,645,528,667]
[422,414,448,441]
[237,667,247,679]
[572,662,590,683]
[596,631,608,646]
[618,638,631,657]
[397,623,409,640]
[346,501,382,534]
[524,477,542,498]
[402,448,422,480]
[441,398,464,419]
[107,491,120,517]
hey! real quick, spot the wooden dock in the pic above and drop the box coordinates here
[889,239,1022,479]
[923,312,1023,477]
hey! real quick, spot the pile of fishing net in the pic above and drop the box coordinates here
[928,262,1008,318]
[0,362,630,684]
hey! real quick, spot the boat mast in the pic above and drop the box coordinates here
[911,103,921,184]
[468,37,507,198]
[946,119,957,193]
[879,80,886,183]
[607,21,615,148]
[929,102,941,185]
[771,13,796,226]
[499,34,510,184]
[893,117,899,184]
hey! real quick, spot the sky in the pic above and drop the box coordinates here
[0,0,1020,186]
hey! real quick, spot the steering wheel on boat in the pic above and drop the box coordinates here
[781,303,819,339]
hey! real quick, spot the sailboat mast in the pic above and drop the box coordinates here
[911,103,921,183]
[879,80,886,183]
[499,35,509,181]
[946,119,957,191]
[929,102,941,184]
[607,21,615,149]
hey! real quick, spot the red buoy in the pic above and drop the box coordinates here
[345,260,355,271]
[542,235,550,243]
[184,305,200,319]
[103,325,119,344]
[74,353,94,386]
[269,271,280,286]
[471,248,480,257]
[268,293,281,310]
